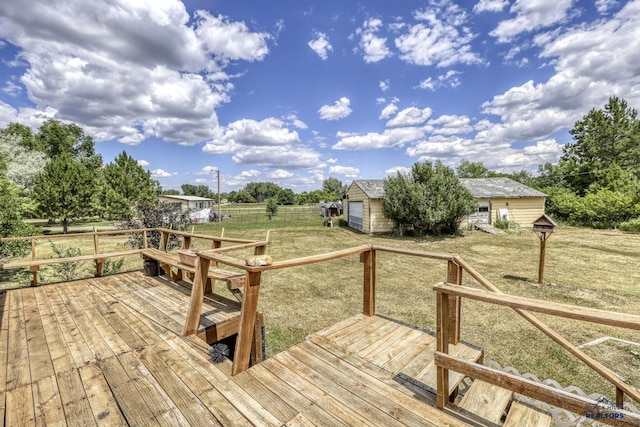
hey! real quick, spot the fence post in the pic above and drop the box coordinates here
[446,260,462,345]
[436,289,450,409]
[142,229,148,249]
[362,249,376,316]
[232,271,262,376]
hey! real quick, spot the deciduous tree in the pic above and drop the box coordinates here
[322,177,346,200]
[383,161,475,235]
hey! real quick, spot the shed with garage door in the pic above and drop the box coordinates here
[343,180,394,234]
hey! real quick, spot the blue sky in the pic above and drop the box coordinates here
[1,0,639,193]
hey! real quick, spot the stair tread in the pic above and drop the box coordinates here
[458,380,513,424]
[503,401,552,427]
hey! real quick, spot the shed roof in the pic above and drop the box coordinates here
[159,195,214,202]
[349,177,546,200]
[459,178,546,198]
[351,180,386,199]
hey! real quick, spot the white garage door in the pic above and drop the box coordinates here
[348,201,363,231]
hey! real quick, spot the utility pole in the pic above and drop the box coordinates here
[216,168,221,222]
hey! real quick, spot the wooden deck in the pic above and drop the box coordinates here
[0,271,489,426]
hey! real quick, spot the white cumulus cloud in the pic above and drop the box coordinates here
[151,168,176,178]
[318,97,352,120]
[308,31,333,60]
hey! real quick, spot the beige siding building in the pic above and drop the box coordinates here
[344,181,394,234]
[344,178,546,234]
[459,178,547,227]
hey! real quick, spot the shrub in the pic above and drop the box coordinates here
[619,218,640,233]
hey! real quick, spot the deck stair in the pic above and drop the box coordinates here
[503,402,552,427]
[453,377,554,426]
[458,379,513,424]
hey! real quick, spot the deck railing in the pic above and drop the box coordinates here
[0,227,265,286]
[195,244,467,375]
[195,244,640,425]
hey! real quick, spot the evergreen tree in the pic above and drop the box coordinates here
[98,151,159,220]
[561,96,640,195]
[33,153,95,233]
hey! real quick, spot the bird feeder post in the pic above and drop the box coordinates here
[532,214,558,284]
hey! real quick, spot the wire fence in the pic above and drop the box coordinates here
[216,205,325,226]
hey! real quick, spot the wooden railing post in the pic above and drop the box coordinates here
[362,249,376,316]
[232,271,262,376]
[181,235,191,250]
[210,239,221,267]
[93,231,104,277]
[183,256,210,336]
[447,260,462,345]
[159,230,169,252]
[142,230,148,249]
[436,290,450,409]
[617,387,624,410]
[30,238,38,286]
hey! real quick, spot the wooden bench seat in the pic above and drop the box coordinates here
[141,247,246,289]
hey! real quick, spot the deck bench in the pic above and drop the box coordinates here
[0,249,143,286]
[141,247,246,290]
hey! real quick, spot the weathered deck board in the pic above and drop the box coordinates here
[6,291,31,391]
[5,384,34,426]
[23,288,56,383]
[57,368,99,426]
[33,286,77,373]
[33,375,66,426]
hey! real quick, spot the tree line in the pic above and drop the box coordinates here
[171,178,346,206]
[0,119,348,256]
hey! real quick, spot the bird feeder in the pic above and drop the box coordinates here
[532,214,557,283]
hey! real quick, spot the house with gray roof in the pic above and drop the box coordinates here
[344,177,546,233]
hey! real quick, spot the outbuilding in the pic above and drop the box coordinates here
[460,178,547,227]
[157,195,215,210]
[343,180,394,234]
[343,178,546,234]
